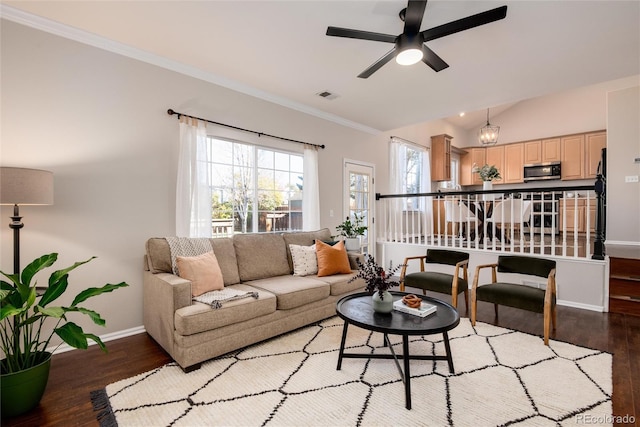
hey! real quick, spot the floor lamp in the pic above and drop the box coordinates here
[0,167,54,274]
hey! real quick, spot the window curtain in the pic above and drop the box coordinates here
[387,139,404,241]
[176,116,212,237]
[303,145,320,231]
[421,148,434,238]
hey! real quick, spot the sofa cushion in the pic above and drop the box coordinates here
[233,233,291,282]
[315,273,363,296]
[316,240,352,277]
[289,244,318,276]
[245,275,330,310]
[282,228,332,272]
[145,237,240,285]
[175,284,277,336]
[176,251,224,296]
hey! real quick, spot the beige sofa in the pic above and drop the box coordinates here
[143,228,363,371]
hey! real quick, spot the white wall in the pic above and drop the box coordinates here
[606,86,640,244]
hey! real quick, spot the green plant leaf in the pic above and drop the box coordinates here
[21,253,58,287]
[85,333,107,353]
[36,305,65,318]
[0,279,16,291]
[0,289,10,301]
[54,322,88,350]
[49,257,96,288]
[71,282,128,307]
[0,303,24,321]
[74,307,105,326]
[39,274,69,307]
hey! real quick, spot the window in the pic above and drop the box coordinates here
[207,137,303,234]
[399,143,428,210]
[439,155,460,190]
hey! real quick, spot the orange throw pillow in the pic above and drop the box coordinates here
[176,251,224,296]
[316,240,352,277]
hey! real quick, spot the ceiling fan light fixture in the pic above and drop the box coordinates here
[396,47,423,65]
[479,108,500,146]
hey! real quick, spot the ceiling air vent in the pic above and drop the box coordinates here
[316,91,339,100]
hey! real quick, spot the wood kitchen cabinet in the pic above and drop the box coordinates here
[485,145,504,183]
[559,198,596,232]
[561,134,585,180]
[542,138,561,163]
[524,140,542,164]
[503,143,524,184]
[585,131,606,178]
[431,134,452,181]
[460,147,486,185]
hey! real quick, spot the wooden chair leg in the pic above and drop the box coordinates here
[451,293,457,309]
[543,307,550,346]
[494,304,499,318]
[470,293,477,326]
[463,290,469,315]
[551,305,557,331]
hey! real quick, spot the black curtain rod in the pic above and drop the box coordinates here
[167,109,325,149]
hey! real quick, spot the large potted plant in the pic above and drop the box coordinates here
[0,253,128,417]
[335,213,367,251]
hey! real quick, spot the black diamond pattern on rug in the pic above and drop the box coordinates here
[91,317,612,427]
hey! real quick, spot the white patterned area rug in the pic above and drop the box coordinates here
[91,317,612,427]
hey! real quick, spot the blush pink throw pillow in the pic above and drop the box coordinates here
[176,251,224,297]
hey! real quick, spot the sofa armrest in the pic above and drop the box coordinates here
[143,271,192,358]
[347,252,364,270]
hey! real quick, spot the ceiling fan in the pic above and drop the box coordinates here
[326,0,507,78]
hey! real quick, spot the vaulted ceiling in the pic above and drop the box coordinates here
[3,1,639,133]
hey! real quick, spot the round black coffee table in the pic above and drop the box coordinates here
[335,291,460,410]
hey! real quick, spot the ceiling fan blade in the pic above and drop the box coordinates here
[358,49,396,79]
[421,45,449,72]
[420,5,507,42]
[326,26,397,43]
[403,0,428,34]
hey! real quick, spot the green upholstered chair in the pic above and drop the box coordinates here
[400,249,470,312]
[471,255,557,345]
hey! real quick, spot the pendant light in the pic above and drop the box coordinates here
[478,108,500,146]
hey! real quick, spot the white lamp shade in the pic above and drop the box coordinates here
[0,167,54,205]
[396,48,423,66]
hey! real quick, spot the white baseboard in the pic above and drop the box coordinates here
[47,325,146,355]
[606,240,640,247]
[557,299,605,312]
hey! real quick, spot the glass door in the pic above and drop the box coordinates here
[344,161,374,255]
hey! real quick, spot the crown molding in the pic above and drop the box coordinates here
[0,4,381,135]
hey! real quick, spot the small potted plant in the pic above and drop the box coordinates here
[0,253,128,417]
[349,254,403,313]
[335,213,367,251]
[473,163,501,200]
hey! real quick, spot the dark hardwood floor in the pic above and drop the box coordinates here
[3,296,639,427]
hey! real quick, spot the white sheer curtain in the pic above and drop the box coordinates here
[388,139,404,241]
[175,116,212,237]
[302,145,320,230]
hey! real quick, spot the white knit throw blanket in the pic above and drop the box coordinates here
[193,288,259,309]
[165,237,213,275]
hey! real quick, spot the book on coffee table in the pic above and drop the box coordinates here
[393,299,437,317]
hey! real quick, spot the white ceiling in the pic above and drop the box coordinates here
[3,1,639,133]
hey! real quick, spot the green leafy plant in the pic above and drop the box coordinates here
[349,254,404,300]
[335,213,367,238]
[0,253,128,373]
[473,163,501,181]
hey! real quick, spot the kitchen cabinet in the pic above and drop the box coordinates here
[431,134,452,181]
[559,198,596,232]
[460,147,485,185]
[485,145,504,183]
[561,134,585,180]
[524,140,542,164]
[585,131,606,178]
[503,143,524,184]
[542,138,561,163]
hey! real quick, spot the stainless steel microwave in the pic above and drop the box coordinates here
[523,162,561,182]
